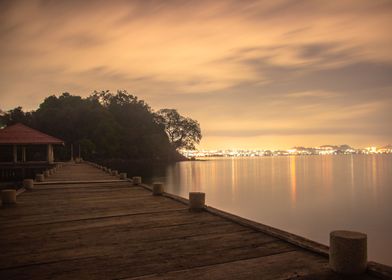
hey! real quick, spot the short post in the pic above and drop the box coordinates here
[152,182,164,195]
[119,173,127,180]
[107,168,112,174]
[1,189,16,205]
[44,170,50,178]
[329,230,367,275]
[111,170,118,176]
[103,167,108,172]
[189,192,205,211]
[132,176,142,185]
[23,179,34,190]
[36,174,44,182]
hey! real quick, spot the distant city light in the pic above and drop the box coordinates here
[181,145,392,158]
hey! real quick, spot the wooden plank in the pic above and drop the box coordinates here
[0,231,295,279]
[0,209,232,238]
[36,180,126,185]
[0,187,188,228]
[0,218,251,269]
[126,250,378,280]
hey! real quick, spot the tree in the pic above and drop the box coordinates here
[156,109,202,150]
[0,106,33,126]
[1,91,196,161]
[90,90,172,159]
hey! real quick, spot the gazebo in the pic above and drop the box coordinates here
[0,123,64,164]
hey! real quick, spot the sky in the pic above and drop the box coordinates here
[0,0,391,149]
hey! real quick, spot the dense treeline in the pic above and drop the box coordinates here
[0,91,201,161]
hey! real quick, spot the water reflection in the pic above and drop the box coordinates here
[289,156,296,205]
[160,155,392,265]
[371,155,378,200]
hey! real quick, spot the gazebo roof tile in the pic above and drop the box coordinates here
[0,123,64,145]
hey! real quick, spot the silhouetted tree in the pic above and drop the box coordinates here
[156,109,201,150]
[0,91,189,161]
[1,107,33,126]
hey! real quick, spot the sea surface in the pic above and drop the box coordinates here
[152,154,392,265]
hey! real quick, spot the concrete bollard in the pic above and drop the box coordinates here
[119,173,127,180]
[152,182,164,195]
[44,170,50,178]
[23,179,34,190]
[329,230,367,275]
[107,168,112,174]
[189,192,205,211]
[132,176,142,185]
[36,174,44,182]
[1,189,16,205]
[111,170,118,176]
[103,167,107,172]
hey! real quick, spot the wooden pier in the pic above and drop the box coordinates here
[0,163,390,279]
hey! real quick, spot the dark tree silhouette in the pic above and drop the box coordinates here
[0,107,33,126]
[0,91,197,161]
[156,109,201,150]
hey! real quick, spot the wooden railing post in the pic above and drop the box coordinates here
[189,192,205,211]
[330,230,367,275]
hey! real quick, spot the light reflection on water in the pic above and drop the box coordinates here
[159,154,392,265]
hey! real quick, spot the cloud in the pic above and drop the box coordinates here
[207,125,391,137]
[0,0,391,148]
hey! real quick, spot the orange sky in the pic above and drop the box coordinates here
[0,0,391,149]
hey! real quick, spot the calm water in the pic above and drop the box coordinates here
[154,155,392,265]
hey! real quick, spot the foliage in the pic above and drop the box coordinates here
[0,91,201,161]
[1,107,33,126]
[156,109,202,150]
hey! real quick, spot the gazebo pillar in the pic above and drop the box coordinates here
[47,144,54,163]
[70,144,74,161]
[12,145,17,163]
[21,146,26,162]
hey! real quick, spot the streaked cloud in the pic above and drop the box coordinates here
[0,0,391,148]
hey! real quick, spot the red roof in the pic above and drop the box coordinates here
[0,123,64,145]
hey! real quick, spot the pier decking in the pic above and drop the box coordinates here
[0,163,389,279]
